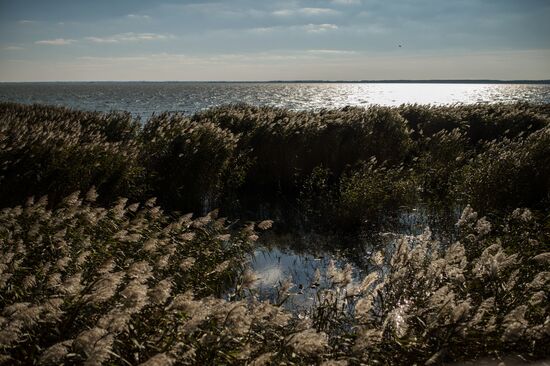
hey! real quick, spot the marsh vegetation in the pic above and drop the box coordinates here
[0,102,549,365]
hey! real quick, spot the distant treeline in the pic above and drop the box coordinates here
[1,102,549,229]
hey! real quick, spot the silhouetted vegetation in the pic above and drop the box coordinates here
[1,102,549,226]
[1,102,549,364]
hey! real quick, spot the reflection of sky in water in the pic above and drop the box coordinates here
[1,82,548,117]
[251,246,364,310]
[252,247,324,288]
[250,205,461,309]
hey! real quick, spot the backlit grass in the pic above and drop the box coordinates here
[0,102,549,364]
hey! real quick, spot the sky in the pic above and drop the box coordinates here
[0,0,549,81]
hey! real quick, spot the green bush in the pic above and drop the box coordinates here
[398,102,548,144]
[413,128,471,198]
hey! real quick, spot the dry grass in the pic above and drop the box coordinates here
[0,101,549,363]
[0,195,548,364]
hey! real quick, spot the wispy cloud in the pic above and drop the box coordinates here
[18,20,36,24]
[306,49,357,55]
[302,7,340,16]
[35,38,76,45]
[5,49,549,81]
[126,14,151,21]
[166,3,267,19]
[248,27,276,34]
[85,32,172,43]
[271,9,292,17]
[273,7,340,17]
[3,46,24,51]
[303,23,339,33]
[247,23,340,34]
[330,0,362,5]
[76,50,356,66]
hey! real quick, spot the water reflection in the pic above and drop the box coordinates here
[251,246,363,310]
[1,82,548,117]
[250,204,461,308]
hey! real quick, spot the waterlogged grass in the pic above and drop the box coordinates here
[0,194,548,364]
[0,102,549,364]
[0,191,276,365]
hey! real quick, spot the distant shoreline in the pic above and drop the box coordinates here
[1,79,550,84]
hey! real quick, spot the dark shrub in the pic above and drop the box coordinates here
[193,105,412,197]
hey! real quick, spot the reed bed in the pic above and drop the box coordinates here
[0,194,548,364]
[0,102,549,364]
[2,102,549,224]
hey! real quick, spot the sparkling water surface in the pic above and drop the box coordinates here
[1,82,549,117]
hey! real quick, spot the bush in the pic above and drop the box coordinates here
[413,128,471,198]
[352,210,550,364]
[398,102,548,144]
[0,199,548,364]
[1,102,548,231]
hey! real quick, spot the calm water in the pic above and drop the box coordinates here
[1,82,549,117]
[249,206,461,306]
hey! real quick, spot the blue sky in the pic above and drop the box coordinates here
[1,0,549,81]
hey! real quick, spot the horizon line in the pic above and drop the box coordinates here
[1,79,550,84]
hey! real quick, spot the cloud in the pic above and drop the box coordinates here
[330,0,361,5]
[75,50,357,67]
[77,55,151,63]
[306,49,357,55]
[165,2,267,19]
[253,266,283,286]
[248,26,277,33]
[303,23,339,33]
[85,32,172,43]
[126,14,151,21]
[3,46,24,51]
[246,23,340,35]
[272,9,292,17]
[301,7,340,16]
[4,49,549,81]
[245,23,340,35]
[273,7,340,17]
[18,20,36,24]
[35,38,76,45]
